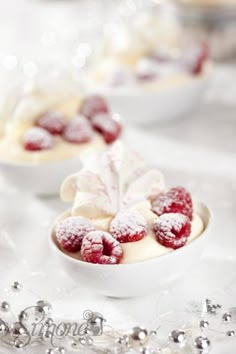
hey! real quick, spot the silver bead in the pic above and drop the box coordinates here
[14,339,24,348]
[226,330,235,337]
[55,347,65,354]
[140,346,155,354]
[79,337,86,345]
[10,322,27,338]
[12,281,22,292]
[169,329,186,343]
[200,320,209,329]
[45,318,54,326]
[45,349,54,354]
[35,300,52,317]
[44,331,53,339]
[87,311,105,335]
[10,322,27,337]
[116,335,129,346]
[129,326,149,347]
[222,312,232,323]
[79,336,93,346]
[150,330,157,336]
[19,310,28,322]
[0,301,10,312]
[193,336,211,353]
[71,341,78,349]
[0,319,8,336]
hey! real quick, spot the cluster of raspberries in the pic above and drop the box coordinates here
[55,186,193,264]
[23,95,122,151]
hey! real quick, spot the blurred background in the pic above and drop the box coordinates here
[0,0,236,160]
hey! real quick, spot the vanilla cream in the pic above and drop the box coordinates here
[59,201,204,264]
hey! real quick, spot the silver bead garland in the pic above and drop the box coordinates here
[0,284,234,354]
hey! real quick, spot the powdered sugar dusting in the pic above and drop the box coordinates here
[92,113,117,133]
[61,142,165,218]
[63,115,94,143]
[81,230,122,264]
[153,213,191,250]
[79,95,109,119]
[151,186,193,220]
[55,216,95,252]
[36,111,66,135]
[110,210,147,243]
[23,127,53,150]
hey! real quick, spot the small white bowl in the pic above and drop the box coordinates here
[49,202,211,298]
[0,157,82,196]
[86,65,211,125]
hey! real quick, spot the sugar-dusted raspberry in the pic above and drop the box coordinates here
[81,231,122,264]
[91,113,122,144]
[55,216,95,252]
[23,127,54,151]
[110,210,147,243]
[63,115,94,144]
[153,213,191,249]
[36,111,66,135]
[79,95,109,120]
[151,186,193,221]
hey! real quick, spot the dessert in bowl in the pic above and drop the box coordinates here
[0,82,122,195]
[50,143,211,297]
[84,17,211,124]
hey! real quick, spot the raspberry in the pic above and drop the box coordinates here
[91,113,122,144]
[36,111,66,135]
[151,186,193,220]
[153,213,191,249]
[81,231,122,264]
[110,210,147,243]
[184,42,209,75]
[55,216,95,252]
[63,115,94,144]
[23,127,54,151]
[79,95,109,120]
[135,59,157,81]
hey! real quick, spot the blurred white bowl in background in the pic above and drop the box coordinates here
[0,157,82,196]
[85,65,211,125]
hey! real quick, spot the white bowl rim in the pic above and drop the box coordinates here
[85,62,212,97]
[49,201,212,269]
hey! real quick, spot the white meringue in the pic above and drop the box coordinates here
[61,142,165,218]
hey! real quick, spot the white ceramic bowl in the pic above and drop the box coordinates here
[85,65,211,125]
[49,202,211,298]
[0,157,82,196]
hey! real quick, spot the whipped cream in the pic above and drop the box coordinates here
[61,142,165,218]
